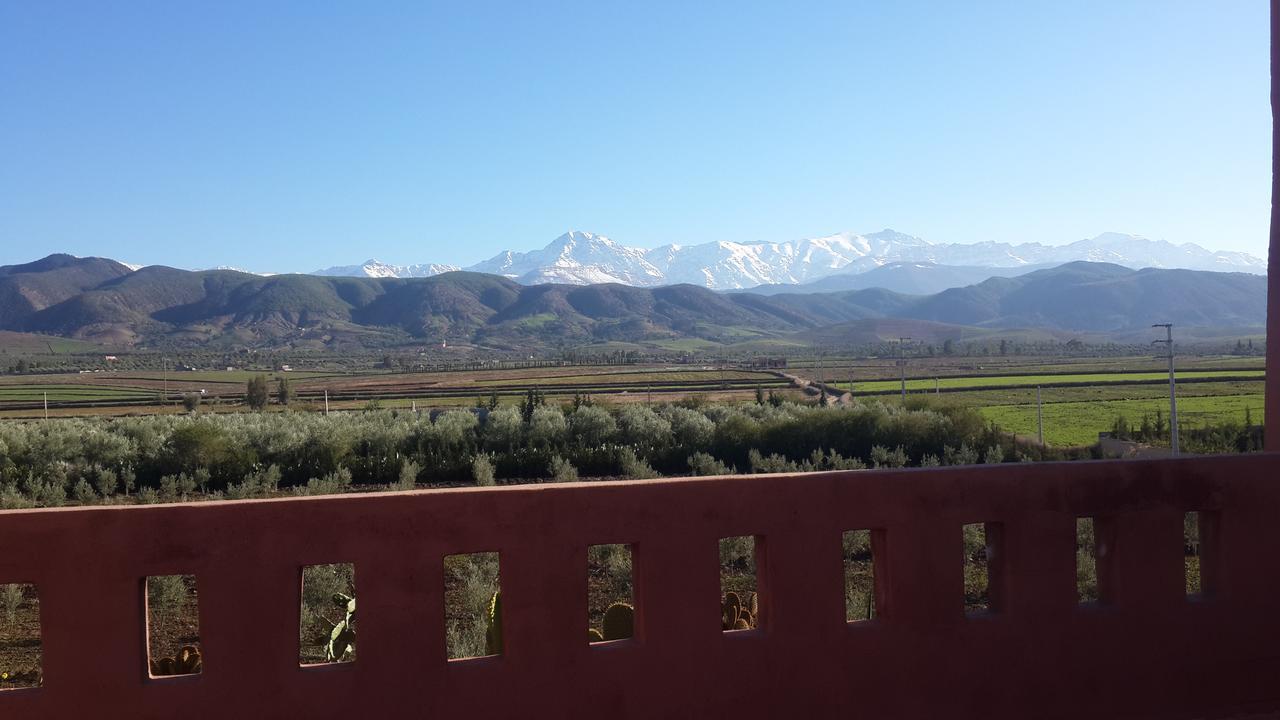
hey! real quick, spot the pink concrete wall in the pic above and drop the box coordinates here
[2,454,1279,719]
[1269,0,1280,450]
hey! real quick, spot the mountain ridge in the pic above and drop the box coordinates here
[0,254,1265,350]
[308,229,1266,289]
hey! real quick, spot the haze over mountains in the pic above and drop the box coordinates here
[312,229,1267,290]
[0,252,1265,351]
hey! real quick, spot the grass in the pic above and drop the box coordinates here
[850,369,1263,394]
[978,393,1266,446]
[114,370,336,383]
[470,370,778,387]
[0,385,155,401]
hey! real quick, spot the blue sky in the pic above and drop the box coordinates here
[0,1,1270,271]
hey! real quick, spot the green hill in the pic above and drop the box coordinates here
[0,255,1267,350]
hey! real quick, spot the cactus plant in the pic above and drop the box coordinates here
[601,602,634,640]
[722,591,759,631]
[0,667,41,686]
[484,590,503,656]
[325,593,356,662]
[150,644,202,676]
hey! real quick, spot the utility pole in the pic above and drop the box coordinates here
[43,391,48,421]
[935,377,940,394]
[162,357,169,404]
[897,337,911,401]
[1152,324,1180,455]
[324,390,330,416]
[1036,385,1043,445]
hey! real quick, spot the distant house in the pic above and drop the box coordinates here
[104,355,118,362]
[279,365,293,372]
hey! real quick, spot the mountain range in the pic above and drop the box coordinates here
[311,229,1267,290]
[0,253,1266,351]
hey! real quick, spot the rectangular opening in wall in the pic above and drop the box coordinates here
[1076,517,1099,604]
[444,552,501,660]
[963,523,1001,614]
[299,564,355,665]
[843,529,877,623]
[1185,512,1202,596]
[0,583,41,690]
[146,575,202,677]
[719,535,760,632]
[588,544,634,643]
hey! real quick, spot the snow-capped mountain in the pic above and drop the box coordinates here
[309,230,1266,289]
[311,259,458,279]
[468,231,665,285]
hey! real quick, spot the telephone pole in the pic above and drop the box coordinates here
[1036,385,1043,445]
[1152,324,1180,455]
[897,337,911,401]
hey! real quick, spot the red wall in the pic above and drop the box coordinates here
[2,454,1279,719]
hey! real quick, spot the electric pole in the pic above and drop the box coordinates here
[1152,324,1180,455]
[1036,385,1043,445]
[162,357,169,405]
[43,391,48,421]
[897,337,911,401]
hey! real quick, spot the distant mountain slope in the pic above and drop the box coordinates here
[310,229,1266,290]
[906,262,1268,331]
[741,262,1049,296]
[0,254,135,326]
[0,255,1266,348]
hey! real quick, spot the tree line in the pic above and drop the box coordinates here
[0,396,1094,509]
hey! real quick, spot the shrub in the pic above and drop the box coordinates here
[688,452,732,476]
[618,447,658,479]
[397,460,419,491]
[472,454,496,486]
[549,455,578,483]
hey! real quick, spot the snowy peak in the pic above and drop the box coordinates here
[468,230,665,285]
[311,259,458,279]
[309,230,1265,288]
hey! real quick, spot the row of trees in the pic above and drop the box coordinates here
[1109,410,1265,454]
[0,397,1088,508]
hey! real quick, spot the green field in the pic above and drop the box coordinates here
[471,370,777,387]
[978,393,1266,446]
[111,370,337,384]
[850,369,1264,394]
[0,385,156,402]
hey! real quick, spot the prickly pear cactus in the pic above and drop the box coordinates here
[601,602,634,640]
[150,644,203,676]
[325,593,356,662]
[722,591,759,631]
[484,590,503,656]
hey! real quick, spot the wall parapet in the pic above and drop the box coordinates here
[2,454,1279,719]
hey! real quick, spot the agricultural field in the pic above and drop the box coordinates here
[0,355,1264,454]
[799,354,1265,382]
[846,369,1264,395]
[0,364,794,418]
[978,393,1265,447]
